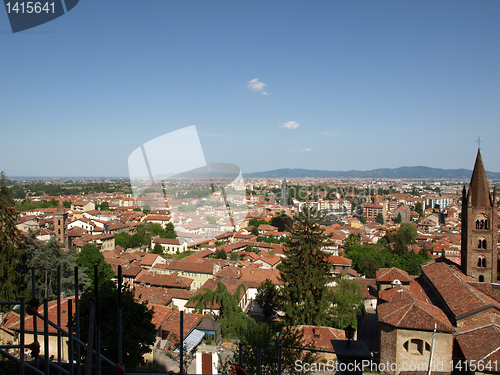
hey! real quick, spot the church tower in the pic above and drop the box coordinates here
[54,199,68,248]
[280,178,290,207]
[461,150,498,283]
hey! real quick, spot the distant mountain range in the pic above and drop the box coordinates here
[243,166,500,179]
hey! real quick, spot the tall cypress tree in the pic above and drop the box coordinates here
[0,172,25,303]
[278,205,333,326]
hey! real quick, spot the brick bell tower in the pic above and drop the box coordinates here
[54,199,68,248]
[461,149,498,283]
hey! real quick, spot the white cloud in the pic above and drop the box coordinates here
[290,148,311,153]
[280,121,300,130]
[321,131,338,137]
[247,78,269,96]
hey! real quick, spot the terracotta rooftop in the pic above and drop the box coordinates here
[135,270,192,289]
[455,324,500,363]
[421,261,499,319]
[376,267,412,283]
[378,299,453,332]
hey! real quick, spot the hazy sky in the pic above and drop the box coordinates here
[1,1,500,177]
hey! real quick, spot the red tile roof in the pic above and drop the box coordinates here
[376,267,412,283]
[421,261,499,318]
[455,324,500,363]
[378,299,453,332]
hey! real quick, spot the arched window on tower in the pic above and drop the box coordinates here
[479,275,485,282]
[482,258,486,267]
[482,240,487,249]
[478,257,482,267]
[475,214,489,230]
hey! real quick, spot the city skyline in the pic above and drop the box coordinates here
[2,1,500,177]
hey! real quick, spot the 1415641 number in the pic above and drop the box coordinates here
[5,2,55,14]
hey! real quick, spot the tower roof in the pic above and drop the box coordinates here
[56,199,65,213]
[468,150,491,207]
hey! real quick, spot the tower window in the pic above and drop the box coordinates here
[482,258,486,267]
[479,275,485,282]
[477,238,487,249]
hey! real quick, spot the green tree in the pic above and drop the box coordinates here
[79,280,156,368]
[415,202,424,217]
[188,282,249,338]
[223,322,316,375]
[76,244,114,287]
[344,233,360,251]
[376,212,385,224]
[360,216,367,224]
[129,232,143,248]
[25,239,87,300]
[214,249,227,260]
[206,216,217,225]
[329,277,364,329]
[229,252,240,261]
[99,201,110,211]
[255,279,279,322]
[270,215,293,232]
[115,232,131,249]
[278,206,333,326]
[393,223,418,256]
[361,255,379,278]
[151,242,164,255]
[0,172,25,304]
[394,213,402,223]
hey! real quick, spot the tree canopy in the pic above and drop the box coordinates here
[0,172,25,304]
[24,239,87,300]
[79,280,156,368]
[278,206,333,326]
[255,279,279,322]
[76,244,114,287]
[329,277,365,329]
[188,282,250,338]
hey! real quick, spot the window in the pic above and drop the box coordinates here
[477,238,487,249]
[475,214,489,230]
[478,256,486,267]
[479,275,485,282]
[403,339,428,355]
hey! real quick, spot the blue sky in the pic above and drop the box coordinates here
[1,1,500,177]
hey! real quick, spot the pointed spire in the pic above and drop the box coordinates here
[56,199,65,213]
[469,150,491,207]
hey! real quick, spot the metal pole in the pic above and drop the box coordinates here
[180,310,184,373]
[84,302,95,375]
[94,266,101,375]
[427,323,437,375]
[31,267,38,370]
[43,298,50,375]
[20,296,25,375]
[117,265,123,365]
[57,267,62,374]
[239,342,243,367]
[74,267,81,375]
[257,347,261,375]
[68,299,74,375]
[277,344,282,375]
